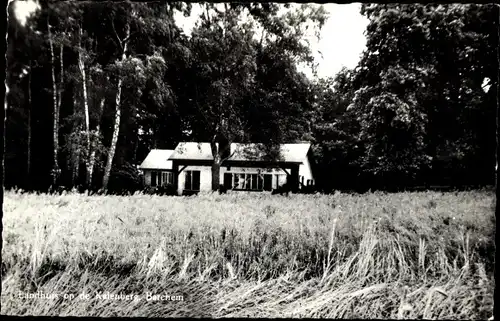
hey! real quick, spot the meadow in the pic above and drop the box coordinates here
[1,190,495,318]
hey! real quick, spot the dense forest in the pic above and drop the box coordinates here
[4,1,498,193]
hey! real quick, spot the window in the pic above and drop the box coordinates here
[245,174,252,189]
[239,174,246,188]
[257,175,264,190]
[233,174,240,189]
[151,171,157,187]
[162,172,173,185]
[275,174,287,188]
[223,173,232,189]
[263,174,272,191]
[185,170,200,191]
[228,173,266,191]
[151,171,172,187]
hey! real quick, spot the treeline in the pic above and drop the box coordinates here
[5,2,497,193]
[313,4,498,192]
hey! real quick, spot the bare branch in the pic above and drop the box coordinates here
[220,148,237,164]
[111,18,123,50]
[122,31,136,44]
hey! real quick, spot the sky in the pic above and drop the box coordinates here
[174,3,369,80]
[10,0,39,27]
[12,1,369,80]
[300,3,369,79]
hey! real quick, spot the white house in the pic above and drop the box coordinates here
[140,142,316,195]
[139,149,175,187]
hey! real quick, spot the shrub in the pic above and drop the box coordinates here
[143,184,177,196]
[108,163,143,195]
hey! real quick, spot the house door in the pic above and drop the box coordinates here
[263,174,272,191]
[223,173,232,189]
[185,170,201,191]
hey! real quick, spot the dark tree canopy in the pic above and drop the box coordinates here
[4,2,496,193]
[313,3,497,191]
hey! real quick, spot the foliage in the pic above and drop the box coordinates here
[313,4,497,190]
[63,130,107,168]
[107,162,143,195]
[142,184,177,196]
[5,2,497,191]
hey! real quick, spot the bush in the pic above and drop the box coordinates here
[299,185,317,194]
[143,184,177,196]
[107,163,143,195]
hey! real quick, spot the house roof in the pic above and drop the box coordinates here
[169,142,311,163]
[139,149,175,170]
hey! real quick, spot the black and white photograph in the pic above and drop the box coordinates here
[1,0,497,318]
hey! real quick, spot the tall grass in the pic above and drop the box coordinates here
[1,190,495,318]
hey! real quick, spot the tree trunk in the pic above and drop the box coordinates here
[48,20,60,186]
[58,44,64,173]
[210,140,221,191]
[59,43,64,98]
[70,89,78,187]
[27,61,32,182]
[102,23,130,189]
[102,85,122,190]
[78,28,92,187]
[88,97,104,188]
[72,126,81,187]
[3,83,8,190]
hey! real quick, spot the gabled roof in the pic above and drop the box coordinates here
[169,142,311,164]
[139,149,174,170]
[169,143,215,161]
[229,143,311,163]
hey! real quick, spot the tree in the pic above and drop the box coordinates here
[180,4,258,190]
[178,3,328,191]
[101,9,130,190]
[312,69,362,191]
[343,4,498,188]
[6,0,191,191]
[6,0,46,189]
[99,2,190,189]
[40,0,82,187]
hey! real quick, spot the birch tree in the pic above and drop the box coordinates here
[88,95,104,186]
[76,24,95,187]
[101,2,189,189]
[47,17,60,186]
[102,19,130,190]
[27,61,32,179]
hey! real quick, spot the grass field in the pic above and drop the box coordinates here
[1,190,495,318]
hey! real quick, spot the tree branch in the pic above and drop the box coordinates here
[220,146,236,164]
[122,32,135,44]
[111,18,123,50]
